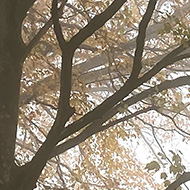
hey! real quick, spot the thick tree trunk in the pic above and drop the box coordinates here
[0,1,25,189]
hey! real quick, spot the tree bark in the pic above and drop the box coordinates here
[0,1,25,189]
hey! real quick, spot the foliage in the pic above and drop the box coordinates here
[1,0,190,189]
[17,0,190,189]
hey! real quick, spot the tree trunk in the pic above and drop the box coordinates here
[0,1,25,189]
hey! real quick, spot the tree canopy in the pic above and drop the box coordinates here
[1,0,190,189]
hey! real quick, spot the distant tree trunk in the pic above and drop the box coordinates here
[0,2,25,189]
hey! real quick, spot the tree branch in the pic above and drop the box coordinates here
[52,0,74,117]
[69,0,127,50]
[57,39,189,145]
[130,0,157,79]
[18,1,75,189]
[52,0,67,49]
[137,41,189,85]
[19,0,37,20]
[50,107,153,158]
[24,0,67,58]
[165,172,190,190]
[51,75,190,157]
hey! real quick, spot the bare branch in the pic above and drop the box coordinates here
[52,0,67,50]
[130,0,157,79]
[24,0,67,58]
[69,0,127,50]
[157,110,190,136]
[57,40,190,145]
[165,172,190,190]
[52,75,190,157]
[52,0,74,114]
[138,42,189,85]
[18,1,76,188]
[50,107,153,158]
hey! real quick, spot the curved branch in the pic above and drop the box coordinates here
[50,106,153,158]
[165,172,190,190]
[57,43,190,144]
[24,0,67,58]
[52,0,74,115]
[69,0,127,49]
[52,0,67,49]
[51,75,190,157]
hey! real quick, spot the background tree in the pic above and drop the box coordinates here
[1,0,190,189]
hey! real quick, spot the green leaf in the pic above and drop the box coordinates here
[169,150,175,155]
[172,154,181,165]
[158,152,167,160]
[177,186,182,190]
[145,161,160,172]
[170,165,178,175]
[117,107,125,113]
[164,180,170,187]
[161,172,167,180]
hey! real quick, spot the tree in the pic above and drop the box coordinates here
[1,0,190,189]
